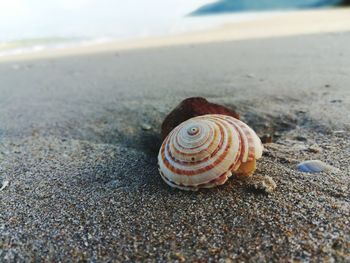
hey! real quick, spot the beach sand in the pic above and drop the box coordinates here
[0,10,350,262]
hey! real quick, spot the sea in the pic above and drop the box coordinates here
[0,0,346,58]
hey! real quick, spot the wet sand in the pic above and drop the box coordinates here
[0,33,349,261]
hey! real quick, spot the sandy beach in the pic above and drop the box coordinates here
[0,9,350,262]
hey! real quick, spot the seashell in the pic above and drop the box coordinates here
[161,97,239,140]
[158,114,263,191]
[297,160,337,173]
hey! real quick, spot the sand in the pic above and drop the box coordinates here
[0,20,350,262]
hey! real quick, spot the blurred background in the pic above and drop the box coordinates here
[0,0,349,57]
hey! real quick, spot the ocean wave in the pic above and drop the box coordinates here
[192,0,346,15]
[0,37,113,57]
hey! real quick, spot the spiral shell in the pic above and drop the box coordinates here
[158,114,263,191]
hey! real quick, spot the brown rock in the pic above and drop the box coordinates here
[260,134,273,143]
[161,97,239,140]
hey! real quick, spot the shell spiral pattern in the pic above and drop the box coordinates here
[158,114,263,191]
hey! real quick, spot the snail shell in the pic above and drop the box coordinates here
[158,114,263,191]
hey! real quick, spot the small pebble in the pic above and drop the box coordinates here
[108,179,122,188]
[260,134,273,143]
[0,180,9,191]
[246,175,277,194]
[294,135,307,142]
[141,123,152,131]
[330,99,342,103]
[273,132,282,138]
[333,130,346,134]
[174,252,185,262]
[308,144,322,153]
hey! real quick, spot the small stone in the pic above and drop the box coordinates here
[0,180,9,191]
[332,237,345,250]
[108,179,122,188]
[294,135,307,141]
[330,99,342,103]
[279,156,298,164]
[8,217,18,226]
[209,247,221,255]
[199,235,207,244]
[161,97,239,140]
[141,123,152,131]
[260,134,273,143]
[333,130,346,134]
[273,132,282,139]
[308,144,322,153]
[246,175,277,194]
[174,252,185,262]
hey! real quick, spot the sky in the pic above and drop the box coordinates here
[0,0,214,41]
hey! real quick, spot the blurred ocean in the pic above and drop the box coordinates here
[0,0,347,58]
[192,0,345,15]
